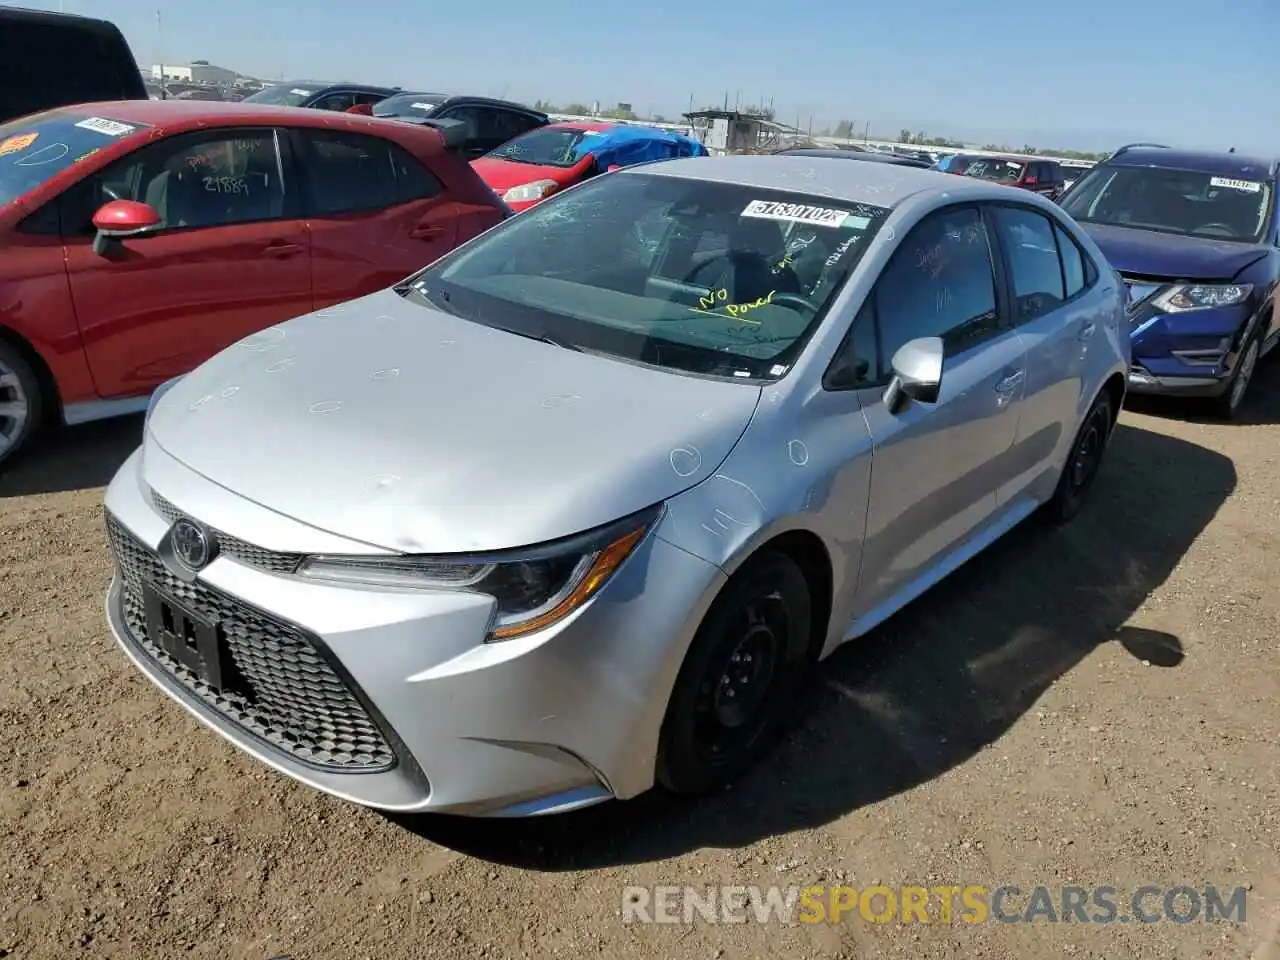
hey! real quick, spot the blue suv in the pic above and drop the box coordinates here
[1059,144,1279,417]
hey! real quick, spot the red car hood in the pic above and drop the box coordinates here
[471,156,578,193]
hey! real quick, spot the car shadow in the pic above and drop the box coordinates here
[394,420,1234,869]
[1125,350,1280,426]
[0,414,143,497]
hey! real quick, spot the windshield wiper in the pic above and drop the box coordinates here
[493,154,538,165]
[502,326,582,352]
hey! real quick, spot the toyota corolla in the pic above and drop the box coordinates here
[104,156,1128,817]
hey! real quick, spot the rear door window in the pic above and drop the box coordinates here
[990,206,1066,322]
[300,130,440,214]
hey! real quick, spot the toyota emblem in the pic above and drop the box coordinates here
[171,518,214,571]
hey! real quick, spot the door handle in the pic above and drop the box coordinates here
[263,241,305,258]
[409,224,446,240]
[1078,322,1096,342]
[995,370,1024,394]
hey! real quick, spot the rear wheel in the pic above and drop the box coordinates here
[0,340,42,469]
[1044,391,1113,525]
[1211,336,1259,420]
[656,551,812,796]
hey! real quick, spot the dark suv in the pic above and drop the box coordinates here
[964,156,1067,201]
[1059,144,1279,417]
[370,93,549,159]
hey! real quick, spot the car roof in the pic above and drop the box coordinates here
[630,154,1011,208]
[780,148,932,167]
[1109,147,1275,180]
[545,120,614,132]
[34,99,437,131]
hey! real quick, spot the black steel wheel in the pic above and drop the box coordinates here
[1044,391,1113,525]
[656,551,812,795]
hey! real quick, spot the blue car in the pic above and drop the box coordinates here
[1059,144,1279,417]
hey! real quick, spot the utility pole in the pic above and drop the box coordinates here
[155,9,166,98]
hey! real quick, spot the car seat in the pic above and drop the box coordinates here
[687,216,803,303]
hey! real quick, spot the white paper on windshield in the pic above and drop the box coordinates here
[410,102,436,110]
[742,200,865,228]
[74,117,134,137]
[1210,176,1262,193]
[290,88,313,97]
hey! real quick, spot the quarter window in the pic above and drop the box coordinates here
[991,206,1064,322]
[872,206,1001,372]
[1054,222,1086,298]
[302,131,441,214]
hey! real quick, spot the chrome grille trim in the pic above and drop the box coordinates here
[150,490,303,574]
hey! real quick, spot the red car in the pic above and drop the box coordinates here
[0,100,506,466]
[471,121,614,212]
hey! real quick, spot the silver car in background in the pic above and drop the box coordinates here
[103,156,1130,817]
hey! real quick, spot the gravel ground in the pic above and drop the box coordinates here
[2,372,1278,960]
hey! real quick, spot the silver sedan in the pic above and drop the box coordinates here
[103,155,1130,816]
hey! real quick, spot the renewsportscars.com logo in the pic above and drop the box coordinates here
[622,884,1249,926]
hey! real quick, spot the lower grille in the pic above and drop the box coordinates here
[106,511,396,772]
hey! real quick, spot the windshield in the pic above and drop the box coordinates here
[965,158,1025,183]
[1061,164,1272,243]
[373,94,445,117]
[487,127,599,167]
[241,84,317,107]
[0,111,150,207]
[401,171,889,381]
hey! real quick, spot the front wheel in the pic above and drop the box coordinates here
[0,341,42,469]
[656,551,812,796]
[1044,391,1113,525]
[1211,336,1259,420]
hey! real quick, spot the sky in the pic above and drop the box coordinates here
[14,0,1280,154]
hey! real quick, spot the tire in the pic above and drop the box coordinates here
[1211,335,1259,420]
[655,551,812,796]
[1043,390,1113,525]
[0,339,42,469]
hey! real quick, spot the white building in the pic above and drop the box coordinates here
[151,61,240,85]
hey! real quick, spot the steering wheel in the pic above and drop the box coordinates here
[770,293,818,317]
[1194,222,1236,237]
[100,184,123,202]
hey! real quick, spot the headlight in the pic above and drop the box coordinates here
[502,179,560,204]
[145,375,184,427]
[296,505,661,641]
[1151,283,1252,313]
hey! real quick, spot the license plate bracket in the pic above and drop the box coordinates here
[140,581,231,691]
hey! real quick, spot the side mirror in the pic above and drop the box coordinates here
[1023,176,1039,186]
[91,200,161,256]
[607,164,621,172]
[882,337,944,413]
[345,103,373,115]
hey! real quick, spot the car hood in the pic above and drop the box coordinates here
[471,156,574,193]
[1080,222,1268,281]
[147,288,761,554]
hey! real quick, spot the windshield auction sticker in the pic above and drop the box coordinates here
[74,117,135,137]
[742,200,867,229]
[1209,177,1262,193]
[0,133,38,157]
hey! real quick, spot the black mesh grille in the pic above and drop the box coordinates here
[106,511,396,772]
[150,491,303,575]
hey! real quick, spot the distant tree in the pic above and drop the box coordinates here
[532,99,558,113]
[652,113,667,122]
[833,119,855,139]
[562,102,592,115]
[603,107,637,121]
[898,128,912,143]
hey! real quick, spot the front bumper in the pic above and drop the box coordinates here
[103,445,724,816]
[1126,364,1228,397]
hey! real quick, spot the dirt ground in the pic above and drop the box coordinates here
[2,372,1278,960]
